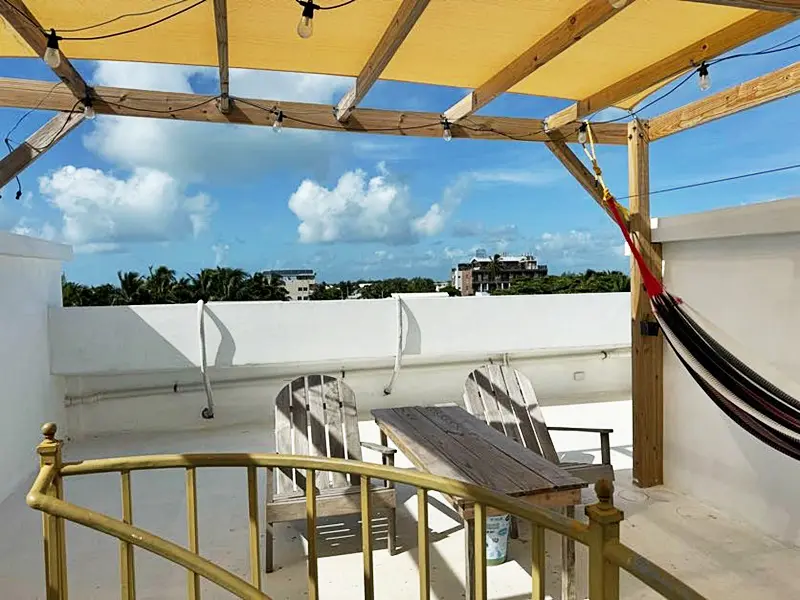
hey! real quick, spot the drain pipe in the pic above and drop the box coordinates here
[197,300,215,419]
[383,294,404,395]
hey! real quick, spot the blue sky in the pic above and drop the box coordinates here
[0,22,798,286]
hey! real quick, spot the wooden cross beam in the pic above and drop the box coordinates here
[443,0,635,124]
[212,0,231,113]
[0,0,90,101]
[0,77,630,144]
[649,61,800,139]
[0,111,85,190]
[680,0,800,13]
[544,11,794,132]
[335,0,431,122]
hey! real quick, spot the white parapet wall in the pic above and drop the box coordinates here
[49,292,632,438]
[655,197,800,547]
[0,232,72,504]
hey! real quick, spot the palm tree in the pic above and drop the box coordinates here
[146,265,177,303]
[116,271,148,304]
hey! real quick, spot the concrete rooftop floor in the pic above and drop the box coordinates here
[2,419,799,600]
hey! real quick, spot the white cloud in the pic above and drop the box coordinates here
[10,218,57,241]
[535,230,626,270]
[468,168,564,187]
[84,62,351,182]
[38,166,212,253]
[288,164,466,245]
[212,243,229,266]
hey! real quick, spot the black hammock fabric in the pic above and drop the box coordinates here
[605,195,800,461]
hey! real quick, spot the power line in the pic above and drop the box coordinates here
[616,163,800,202]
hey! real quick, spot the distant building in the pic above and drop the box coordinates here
[270,269,316,301]
[451,254,547,296]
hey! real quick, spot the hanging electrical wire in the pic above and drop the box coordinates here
[590,30,800,126]
[57,0,201,33]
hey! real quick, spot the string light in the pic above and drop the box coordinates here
[441,119,453,142]
[297,1,317,39]
[43,29,61,68]
[577,122,588,145]
[273,109,284,132]
[697,62,711,92]
[82,97,96,120]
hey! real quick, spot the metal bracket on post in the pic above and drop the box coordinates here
[640,320,659,337]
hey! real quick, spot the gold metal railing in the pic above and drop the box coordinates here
[27,423,707,600]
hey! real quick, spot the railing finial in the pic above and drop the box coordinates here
[41,422,57,441]
[595,478,614,506]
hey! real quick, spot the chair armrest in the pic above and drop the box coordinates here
[547,426,614,434]
[548,427,613,466]
[360,442,397,455]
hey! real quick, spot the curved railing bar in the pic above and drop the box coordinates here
[27,473,270,600]
[60,453,590,543]
[604,543,706,600]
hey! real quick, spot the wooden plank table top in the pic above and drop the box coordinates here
[371,405,586,514]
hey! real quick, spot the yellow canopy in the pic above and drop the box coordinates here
[0,0,762,108]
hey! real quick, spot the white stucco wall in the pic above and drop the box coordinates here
[657,198,800,546]
[0,232,71,504]
[49,293,632,438]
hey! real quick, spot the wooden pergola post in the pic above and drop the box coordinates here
[628,119,664,488]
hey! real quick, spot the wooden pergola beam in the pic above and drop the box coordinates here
[0,0,90,101]
[681,0,800,13]
[0,111,85,190]
[212,0,231,113]
[335,0,431,122]
[649,61,800,139]
[0,77,630,144]
[544,137,627,227]
[443,0,635,124]
[545,11,794,131]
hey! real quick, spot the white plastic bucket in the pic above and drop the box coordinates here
[485,514,510,566]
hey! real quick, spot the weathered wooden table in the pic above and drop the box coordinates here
[371,405,587,599]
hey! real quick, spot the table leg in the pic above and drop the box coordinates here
[561,506,576,600]
[465,517,475,600]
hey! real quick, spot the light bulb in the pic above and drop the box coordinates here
[297,16,313,38]
[609,0,628,8]
[442,121,452,142]
[698,64,711,92]
[297,2,315,39]
[273,110,283,132]
[83,104,95,120]
[577,123,588,145]
[44,29,61,69]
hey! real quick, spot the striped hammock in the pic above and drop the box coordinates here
[607,195,800,461]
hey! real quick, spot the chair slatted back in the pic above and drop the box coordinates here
[274,375,362,495]
[463,365,560,464]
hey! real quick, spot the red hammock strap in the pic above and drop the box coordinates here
[604,191,664,298]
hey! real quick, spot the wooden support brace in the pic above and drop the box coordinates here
[0,111,85,190]
[649,61,800,139]
[213,0,231,113]
[335,0,431,121]
[628,120,664,489]
[444,0,636,123]
[0,0,90,101]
